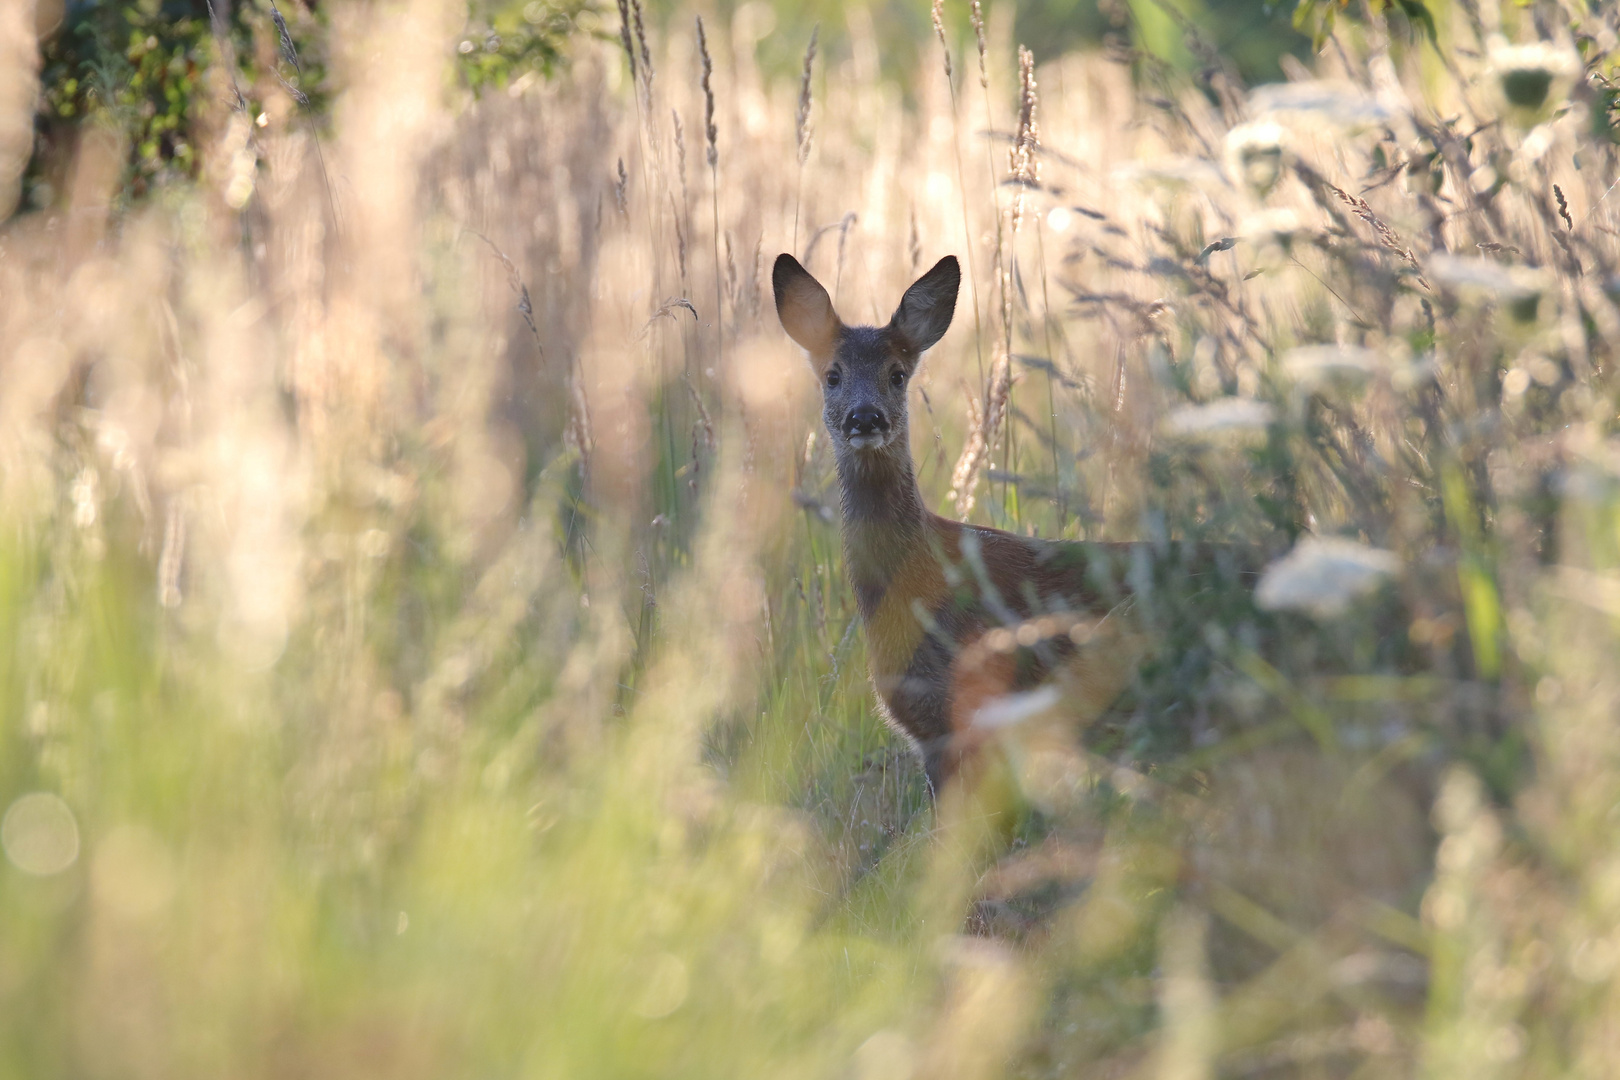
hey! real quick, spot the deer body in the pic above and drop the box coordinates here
[840,461,1149,790]
[775,253,1172,792]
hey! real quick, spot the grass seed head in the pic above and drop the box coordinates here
[631,0,653,90]
[696,16,717,168]
[950,348,1012,517]
[1224,121,1287,196]
[1488,38,1578,122]
[672,108,688,205]
[931,0,954,82]
[797,26,818,167]
[1010,46,1039,230]
[616,0,636,84]
[970,0,988,89]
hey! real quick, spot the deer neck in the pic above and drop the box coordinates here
[835,437,930,617]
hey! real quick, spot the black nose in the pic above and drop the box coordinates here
[844,407,889,437]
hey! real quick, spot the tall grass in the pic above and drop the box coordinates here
[2,1,1620,1075]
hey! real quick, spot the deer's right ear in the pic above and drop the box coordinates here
[773,254,841,363]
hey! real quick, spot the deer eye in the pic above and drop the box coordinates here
[889,368,905,388]
[826,368,842,388]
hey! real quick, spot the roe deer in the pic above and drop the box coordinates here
[773,253,1262,795]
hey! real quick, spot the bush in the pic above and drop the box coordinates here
[23,0,589,210]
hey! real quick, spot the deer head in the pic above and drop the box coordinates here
[773,254,960,455]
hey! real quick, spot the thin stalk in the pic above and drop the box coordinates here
[711,174,723,387]
[794,164,805,256]
[697,16,722,394]
[970,3,1014,521]
[1035,221,1064,530]
[794,26,818,255]
[932,5,986,387]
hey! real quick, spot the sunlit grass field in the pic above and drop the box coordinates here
[3,0,1620,1075]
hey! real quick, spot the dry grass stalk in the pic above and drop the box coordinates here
[949,347,1012,518]
[909,206,922,274]
[932,0,986,385]
[672,108,688,207]
[157,498,185,608]
[643,297,699,336]
[950,394,987,518]
[930,0,953,81]
[565,371,594,473]
[684,373,716,454]
[1010,46,1039,232]
[616,0,637,85]
[0,1,40,218]
[631,0,653,92]
[1326,178,1430,289]
[746,238,763,321]
[792,25,818,252]
[796,26,818,167]
[967,0,1011,384]
[696,15,722,380]
[970,0,989,89]
[696,17,717,169]
[833,210,857,302]
[997,246,1014,353]
[473,230,541,348]
[724,232,738,308]
[672,195,688,280]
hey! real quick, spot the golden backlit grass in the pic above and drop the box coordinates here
[3,0,1620,1076]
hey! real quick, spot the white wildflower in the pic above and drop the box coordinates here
[1428,255,1548,323]
[1225,121,1288,195]
[1117,157,1225,192]
[1256,536,1401,618]
[1242,209,1304,244]
[1162,398,1275,445]
[1283,345,1382,394]
[1248,80,1392,131]
[1428,255,1519,293]
[1488,38,1579,122]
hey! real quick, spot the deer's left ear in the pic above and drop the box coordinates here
[888,256,960,356]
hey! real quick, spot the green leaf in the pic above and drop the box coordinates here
[1394,0,1438,43]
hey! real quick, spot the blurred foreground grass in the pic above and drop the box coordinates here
[4,0,1620,1076]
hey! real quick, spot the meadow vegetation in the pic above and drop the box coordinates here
[2,0,1620,1075]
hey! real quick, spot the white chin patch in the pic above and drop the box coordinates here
[845,433,888,450]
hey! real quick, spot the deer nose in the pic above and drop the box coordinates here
[844,406,889,437]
